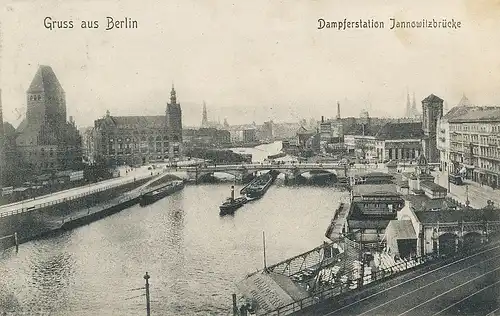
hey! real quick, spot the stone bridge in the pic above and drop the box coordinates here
[175,163,349,182]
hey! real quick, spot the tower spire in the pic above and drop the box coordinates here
[170,83,177,105]
[202,101,208,127]
[412,91,417,117]
[406,88,411,117]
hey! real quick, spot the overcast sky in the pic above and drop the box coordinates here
[1,0,500,128]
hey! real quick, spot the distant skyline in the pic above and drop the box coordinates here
[2,0,500,128]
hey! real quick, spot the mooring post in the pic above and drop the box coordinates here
[14,232,19,253]
[144,272,151,316]
[232,293,238,316]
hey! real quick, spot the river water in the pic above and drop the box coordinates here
[0,142,346,316]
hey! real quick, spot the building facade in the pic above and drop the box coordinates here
[14,66,82,174]
[374,122,423,162]
[436,95,475,173]
[93,86,183,166]
[448,107,500,188]
[422,94,444,163]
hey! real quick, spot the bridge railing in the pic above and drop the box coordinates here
[0,174,152,219]
[262,232,500,316]
[264,238,344,278]
[262,252,439,316]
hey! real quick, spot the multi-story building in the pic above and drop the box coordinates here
[93,86,183,166]
[422,94,444,163]
[261,120,274,141]
[319,117,344,143]
[242,128,257,143]
[14,65,82,174]
[448,107,500,187]
[186,128,231,146]
[373,122,423,162]
[436,95,475,173]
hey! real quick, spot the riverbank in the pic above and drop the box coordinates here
[0,173,186,252]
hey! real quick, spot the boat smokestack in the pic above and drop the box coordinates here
[231,185,235,200]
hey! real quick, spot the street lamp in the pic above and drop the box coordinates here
[465,185,470,207]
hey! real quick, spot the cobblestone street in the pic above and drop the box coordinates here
[434,171,500,209]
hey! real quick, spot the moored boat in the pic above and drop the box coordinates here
[139,180,184,206]
[245,170,279,200]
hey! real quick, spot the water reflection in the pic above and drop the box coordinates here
[0,142,346,315]
[27,252,74,315]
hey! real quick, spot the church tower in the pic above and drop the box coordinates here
[421,94,444,163]
[26,65,66,145]
[202,101,208,127]
[166,84,183,158]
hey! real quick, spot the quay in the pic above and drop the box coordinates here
[0,168,183,251]
[234,158,500,316]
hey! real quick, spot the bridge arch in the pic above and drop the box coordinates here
[463,231,482,250]
[293,169,338,177]
[439,232,458,255]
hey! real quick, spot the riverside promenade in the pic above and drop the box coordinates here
[0,166,157,217]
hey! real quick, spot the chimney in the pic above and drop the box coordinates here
[231,185,235,200]
[321,116,324,123]
[337,101,341,119]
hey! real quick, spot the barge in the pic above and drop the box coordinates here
[139,180,184,206]
[245,170,279,200]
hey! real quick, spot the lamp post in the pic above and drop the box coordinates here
[465,185,470,207]
[144,272,151,316]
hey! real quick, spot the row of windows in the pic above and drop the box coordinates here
[28,94,64,102]
[450,123,500,133]
[105,136,181,143]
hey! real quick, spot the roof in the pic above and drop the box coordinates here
[343,123,379,136]
[348,219,392,229]
[422,94,444,104]
[420,181,447,192]
[443,105,478,120]
[448,107,500,123]
[356,171,394,179]
[386,220,417,239]
[415,209,500,224]
[296,125,313,135]
[96,115,166,129]
[405,195,459,212]
[27,65,64,94]
[375,122,423,140]
[352,184,399,196]
[236,271,306,313]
